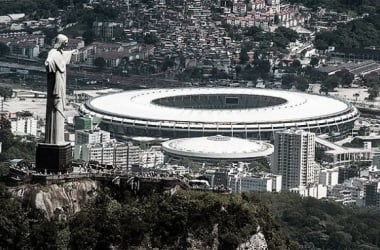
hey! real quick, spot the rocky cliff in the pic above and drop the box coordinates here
[10,180,99,219]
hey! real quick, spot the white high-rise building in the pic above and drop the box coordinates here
[272,129,316,190]
[319,167,339,187]
[75,129,111,145]
[10,117,38,137]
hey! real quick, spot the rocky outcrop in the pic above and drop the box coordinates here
[237,226,268,250]
[10,180,99,219]
[236,232,268,250]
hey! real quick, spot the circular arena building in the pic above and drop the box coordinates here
[80,88,359,140]
[161,135,274,163]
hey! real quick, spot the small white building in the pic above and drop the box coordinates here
[230,173,282,193]
[290,184,327,199]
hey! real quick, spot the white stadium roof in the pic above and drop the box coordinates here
[81,88,359,139]
[161,135,274,159]
[86,88,351,123]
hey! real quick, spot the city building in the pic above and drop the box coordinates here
[74,141,139,168]
[75,129,111,145]
[74,116,93,131]
[93,22,123,40]
[364,180,380,207]
[272,129,316,190]
[319,167,339,187]
[290,184,327,199]
[229,173,282,193]
[338,165,360,184]
[204,167,230,187]
[139,146,165,168]
[329,178,365,207]
[10,116,37,137]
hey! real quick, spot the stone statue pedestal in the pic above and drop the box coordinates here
[35,143,72,173]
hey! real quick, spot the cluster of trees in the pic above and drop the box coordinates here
[0,186,294,249]
[0,0,59,18]
[224,25,299,54]
[62,3,121,42]
[237,60,271,81]
[253,192,380,249]
[281,74,310,91]
[318,69,355,93]
[315,14,380,50]
[241,26,299,53]
[287,0,378,13]
[0,117,35,162]
[0,0,90,18]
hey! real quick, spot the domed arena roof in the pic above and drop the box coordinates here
[161,135,274,160]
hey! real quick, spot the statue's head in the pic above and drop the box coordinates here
[54,34,69,49]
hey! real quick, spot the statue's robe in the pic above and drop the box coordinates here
[44,49,73,145]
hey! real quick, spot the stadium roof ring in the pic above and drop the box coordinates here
[80,88,359,140]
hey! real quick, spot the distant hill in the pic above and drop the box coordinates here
[287,0,378,14]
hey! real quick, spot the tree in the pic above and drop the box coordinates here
[0,86,12,100]
[295,77,309,91]
[29,220,58,250]
[275,27,299,42]
[314,39,329,51]
[42,28,58,45]
[143,33,159,45]
[0,43,10,57]
[0,183,29,249]
[335,69,354,86]
[291,60,302,69]
[368,86,379,101]
[353,92,360,102]
[320,85,329,95]
[162,57,175,71]
[282,74,296,89]
[310,57,319,67]
[322,75,340,91]
[239,50,249,64]
[38,51,48,60]
[274,14,280,24]
[82,30,94,45]
[328,231,352,249]
[94,57,106,69]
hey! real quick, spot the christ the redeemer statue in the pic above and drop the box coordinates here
[44,34,78,144]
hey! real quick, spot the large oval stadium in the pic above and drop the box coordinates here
[79,88,359,140]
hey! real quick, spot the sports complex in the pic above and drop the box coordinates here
[79,88,359,140]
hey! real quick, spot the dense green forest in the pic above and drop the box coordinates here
[1,181,380,249]
[254,192,380,250]
[0,117,36,163]
[315,14,380,50]
[0,184,294,249]
[0,0,87,17]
